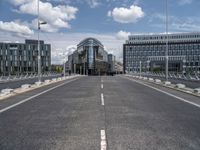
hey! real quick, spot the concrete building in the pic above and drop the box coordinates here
[123,32,200,74]
[0,39,51,75]
[108,54,116,75]
[67,37,115,75]
[115,62,123,74]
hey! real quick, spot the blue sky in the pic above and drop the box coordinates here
[0,0,199,63]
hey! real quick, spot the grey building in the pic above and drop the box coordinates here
[67,37,114,75]
[108,54,116,74]
[123,32,200,74]
[0,39,51,75]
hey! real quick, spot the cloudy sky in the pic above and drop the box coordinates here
[0,0,199,64]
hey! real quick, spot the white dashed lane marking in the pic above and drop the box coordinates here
[101,84,104,89]
[101,93,104,106]
[101,130,107,150]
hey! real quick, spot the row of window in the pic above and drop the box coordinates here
[127,40,200,45]
[126,50,200,56]
[129,34,200,41]
[0,49,50,56]
[127,44,200,50]
[0,61,50,67]
[0,67,50,73]
[0,44,50,51]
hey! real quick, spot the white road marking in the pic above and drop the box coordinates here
[101,130,107,150]
[0,78,78,114]
[101,93,104,106]
[101,79,104,83]
[125,77,200,109]
[101,84,104,89]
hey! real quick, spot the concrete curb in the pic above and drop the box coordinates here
[0,75,81,101]
[125,75,200,97]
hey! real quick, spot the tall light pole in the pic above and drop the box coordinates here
[165,0,169,81]
[59,52,67,77]
[37,0,41,82]
[37,0,47,82]
[63,60,66,77]
[139,61,142,77]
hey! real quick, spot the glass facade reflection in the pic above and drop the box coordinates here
[123,33,200,74]
[68,37,114,75]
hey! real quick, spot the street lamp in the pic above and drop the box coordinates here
[37,0,47,82]
[139,61,142,77]
[165,0,169,81]
[58,52,68,77]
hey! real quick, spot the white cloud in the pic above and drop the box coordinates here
[52,45,77,63]
[9,0,34,6]
[87,0,101,8]
[116,30,131,40]
[0,21,34,37]
[108,4,144,23]
[178,0,193,5]
[149,12,200,32]
[9,0,78,32]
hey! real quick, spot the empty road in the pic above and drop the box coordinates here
[0,76,200,150]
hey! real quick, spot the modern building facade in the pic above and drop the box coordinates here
[67,37,115,75]
[108,54,116,75]
[0,39,51,75]
[123,32,200,74]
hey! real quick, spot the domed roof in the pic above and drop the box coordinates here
[77,37,104,47]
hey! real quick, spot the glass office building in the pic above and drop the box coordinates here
[0,39,51,75]
[68,37,115,75]
[123,32,200,74]
[108,54,116,75]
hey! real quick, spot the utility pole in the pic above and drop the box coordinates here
[37,0,41,82]
[63,61,66,77]
[74,64,76,74]
[165,0,169,81]
[139,61,142,77]
[83,62,85,75]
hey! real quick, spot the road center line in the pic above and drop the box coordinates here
[101,130,107,150]
[125,76,200,109]
[0,78,79,114]
[101,84,104,89]
[101,93,104,106]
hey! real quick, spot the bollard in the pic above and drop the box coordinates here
[155,79,161,83]
[164,81,171,85]
[175,84,186,89]
[194,88,200,94]
[148,78,154,82]
[21,84,31,89]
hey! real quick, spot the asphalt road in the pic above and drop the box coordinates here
[0,76,200,150]
[0,75,61,91]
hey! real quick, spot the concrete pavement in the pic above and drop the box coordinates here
[0,76,200,150]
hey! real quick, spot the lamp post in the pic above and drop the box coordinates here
[139,61,142,77]
[165,0,169,81]
[37,0,47,82]
[59,52,67,77]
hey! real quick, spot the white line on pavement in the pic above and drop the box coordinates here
[0,78,78,114]
[101,84,104,89]
[101,130,107,150]
[125,77,200,109]
[101,93,104,106]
